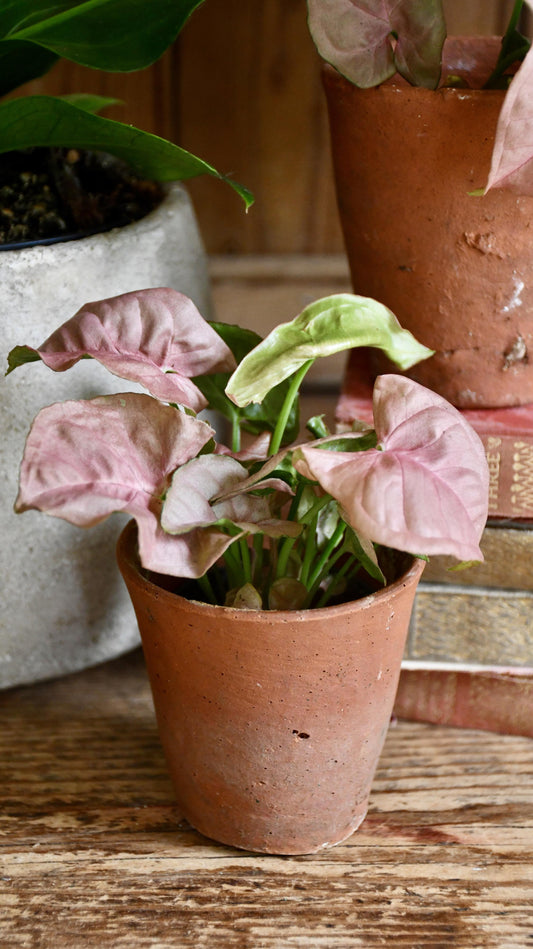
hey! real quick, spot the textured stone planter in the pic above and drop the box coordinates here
[117,521,425,855]
[324,38,533,408]
[1,184,212,688]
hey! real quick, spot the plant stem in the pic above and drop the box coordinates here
[268,359,314,456]
[197,572,217,605]
[306,521,346,593]
[252,533,264,587]
[314,555,358,609]
[239,537,253,584]
[223,540,243,589]
[231,412,241,453]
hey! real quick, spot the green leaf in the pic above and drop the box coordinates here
[226,293,433,406]
[0,41,57,96]
[61,93,121,114]
[0,0,206,73]
[311,431,378,453]
[5,345,40,376]
[0,97,253,205]
[194,322,298,442]
[343,528,385,586]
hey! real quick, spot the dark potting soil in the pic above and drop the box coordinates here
[0,148,164,246]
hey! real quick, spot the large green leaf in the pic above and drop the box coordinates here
[0,41,57,96]
[226,294,434,406]
[0,97,253,205]
[0,0,205,74]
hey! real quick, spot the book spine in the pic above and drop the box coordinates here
[394,668,533,738]
[481,434,533,518]
[406,583,533,667]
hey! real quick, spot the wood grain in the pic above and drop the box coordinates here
[1,650,532,948]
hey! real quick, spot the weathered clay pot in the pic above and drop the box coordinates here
[323,38,533,408]
[117,521,425,855]
[1,184,212,689]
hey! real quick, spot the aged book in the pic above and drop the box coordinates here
[396,525,533,737]
[394,667,533,738]
[337,351,533,518]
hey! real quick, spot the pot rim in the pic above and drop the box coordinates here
[116,520,425,622]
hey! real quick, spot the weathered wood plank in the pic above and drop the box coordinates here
[1,650,531,948]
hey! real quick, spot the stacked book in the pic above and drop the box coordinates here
[336,352,533,737]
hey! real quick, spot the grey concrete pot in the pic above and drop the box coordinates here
[1,184,212,688]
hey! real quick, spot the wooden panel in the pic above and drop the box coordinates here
[178,0,343,254]
[1,650,532,947]
[444,0,517,34]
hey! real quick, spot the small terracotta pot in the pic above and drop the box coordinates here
[323,38,533,409]
[116,522,424,855]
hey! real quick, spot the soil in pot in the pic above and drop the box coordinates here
[0,147,164,246]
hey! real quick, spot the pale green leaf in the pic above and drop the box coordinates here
[226,293,433,406]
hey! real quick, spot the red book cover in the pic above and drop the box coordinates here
[337,352,533,519]
[394,667,533,738]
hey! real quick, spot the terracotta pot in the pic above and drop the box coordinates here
[116,521,425,855]
[323,38,533,409]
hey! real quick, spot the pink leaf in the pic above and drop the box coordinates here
[15,393,219,576]
[294,375,489,561]
[307,0,445,89]
[161,455,273,533]
[162,455,295,533]
[31,288,236,411]
[486,43,533,194]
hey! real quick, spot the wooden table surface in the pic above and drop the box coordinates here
[1,649,532,949]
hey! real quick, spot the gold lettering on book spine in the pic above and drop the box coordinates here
[485,437,501,514]
[512,441,533,513]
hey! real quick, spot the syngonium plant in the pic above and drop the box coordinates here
[0,0,251,206]
[307,0,533,194]
[7,288,489,611]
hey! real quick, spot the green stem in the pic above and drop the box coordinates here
[223,540,243,589]
[268,359,314,456]
[252,533,264,587]
[239,537,253,584]
[197,572,217,605]
[314,555,358,609]
[306,521,346,595]
[231,412,241,453]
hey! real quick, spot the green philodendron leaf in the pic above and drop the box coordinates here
[0,97,253,205]
[0,0,205,73]
[0,41,58,96]
[226,294,434,407]
[61,93,121,114]
[194,322,298,441]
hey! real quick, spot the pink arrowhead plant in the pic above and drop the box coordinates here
[9,286,489,610]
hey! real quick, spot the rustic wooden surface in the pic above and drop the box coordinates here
[1,649,532,948]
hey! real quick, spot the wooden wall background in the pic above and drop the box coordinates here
[17,0,518,255]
